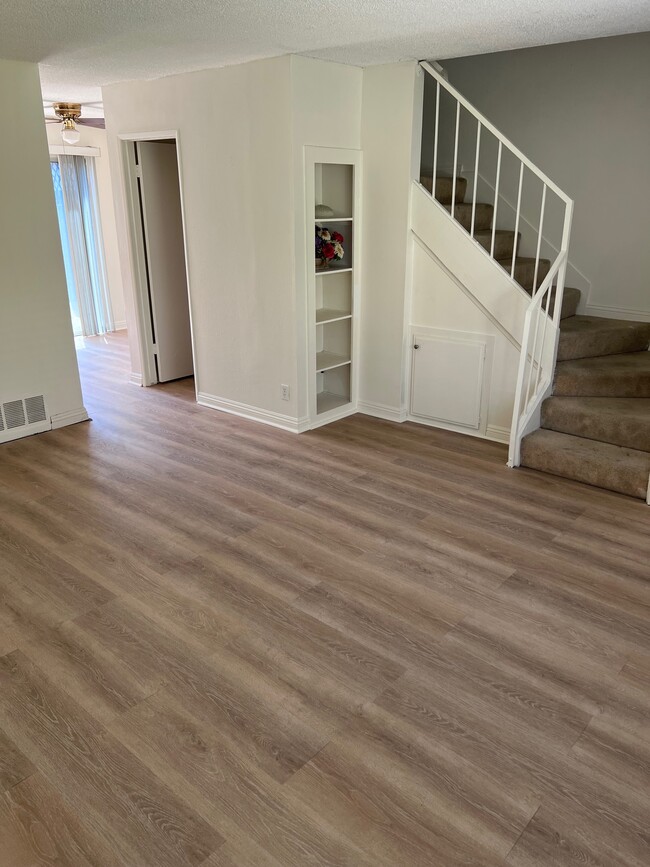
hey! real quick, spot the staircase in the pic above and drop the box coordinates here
[521,316,650,500]
[419,61,649,503]
[421,173,581,323]
[425,172,650,501]
[420,174,558,295]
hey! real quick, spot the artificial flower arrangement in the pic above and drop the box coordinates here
[315,226,344,268]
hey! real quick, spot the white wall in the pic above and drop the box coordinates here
[0,59,86,429]
[103,56,298,419]
[359,62,419,418]
[290,55,363,421]
[103,55,363,426]
[441,33,650,320]
[408,179,529,441]
[46,124,127,328]
[410,241,519,440]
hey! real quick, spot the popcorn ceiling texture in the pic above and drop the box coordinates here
[1,0,649,105]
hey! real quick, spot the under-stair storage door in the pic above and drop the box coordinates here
[305,146,361,428]
[136,141,193,383]
[410,331,488,432]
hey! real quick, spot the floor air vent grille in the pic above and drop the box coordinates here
[25,395,47,424]
[3,400,26,429]
[1,395,48,433]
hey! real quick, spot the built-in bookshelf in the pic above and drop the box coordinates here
[306,149,361,426]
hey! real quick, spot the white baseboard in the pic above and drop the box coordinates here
[307,404,357,429]
[129,372,143,386]
[486,424,511,444]
[406,413,511,445]
[198,391,307,433]
[583,303,650,322]
[113,320,128,331]
[358,401,408,423]
[0,420,51,444]
[51,407,90,429]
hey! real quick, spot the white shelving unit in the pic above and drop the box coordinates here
[306,147,361,427]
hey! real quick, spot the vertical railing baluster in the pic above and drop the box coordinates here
[535,287,552,396]
[451,101,460,219]
[553,199,574,325]
[431,80,440,198]
[511,161,524,279]
[525,305,542,409]
[532,183,547,293]
[508,305,534,467]
[490,141,502,258]
[470,121,481,238]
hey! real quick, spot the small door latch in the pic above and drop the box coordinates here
[413,344,420,349]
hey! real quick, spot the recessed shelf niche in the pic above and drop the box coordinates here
[307,148,361,425]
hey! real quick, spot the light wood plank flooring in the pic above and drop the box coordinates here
[0,330,649,866]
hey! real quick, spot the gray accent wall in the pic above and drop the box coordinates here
[434,32,650,320]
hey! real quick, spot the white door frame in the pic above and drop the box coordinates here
[118,130,197,393]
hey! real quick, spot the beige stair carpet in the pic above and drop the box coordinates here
[422,172,650,500]
[520,429,650,500]
[542,396,650,452]
[554,351,650,397]
[557,316,650,361]
[523,315,650,500]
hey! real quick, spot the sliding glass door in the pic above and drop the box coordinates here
[50,155,114,337]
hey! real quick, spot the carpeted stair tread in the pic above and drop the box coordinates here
[474,229,520,260]
[542,396,650,451]
[497,256,551,292]
[520,429,650,500]
[420,174,468,205]
[445,201,493,232]
[554,351,650,397]
[557,316,650,361]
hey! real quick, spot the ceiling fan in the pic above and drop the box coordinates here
[45,102,105,144]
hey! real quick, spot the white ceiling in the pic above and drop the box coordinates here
[2,0,649,109]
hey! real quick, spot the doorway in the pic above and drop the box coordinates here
[124,135,194,386]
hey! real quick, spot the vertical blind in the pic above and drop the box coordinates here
[50,155,114,337]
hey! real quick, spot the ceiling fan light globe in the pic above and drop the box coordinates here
[61,126,80,145]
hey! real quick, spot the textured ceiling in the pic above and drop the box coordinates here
[1,0,649,108]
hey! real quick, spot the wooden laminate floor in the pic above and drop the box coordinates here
[0,330,649,866]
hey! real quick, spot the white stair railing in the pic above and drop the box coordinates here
[419,61,574,465]
[507,242,572,467]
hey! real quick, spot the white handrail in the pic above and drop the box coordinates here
[420,61,572,205]
[490,141,502,257]
[419,60,574,466]
[431,79,440,190]
[451,101,460,219]
[511,162,524,279]
[470,120,481,238]
[507,245,572,467]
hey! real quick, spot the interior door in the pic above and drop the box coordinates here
[410,333,486,429]
[137,141,193,382]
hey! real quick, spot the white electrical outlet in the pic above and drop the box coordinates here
[281,384,290,401]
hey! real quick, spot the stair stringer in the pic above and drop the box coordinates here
[411,181,530,349]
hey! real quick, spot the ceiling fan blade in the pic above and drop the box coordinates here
[78,118,105,129]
